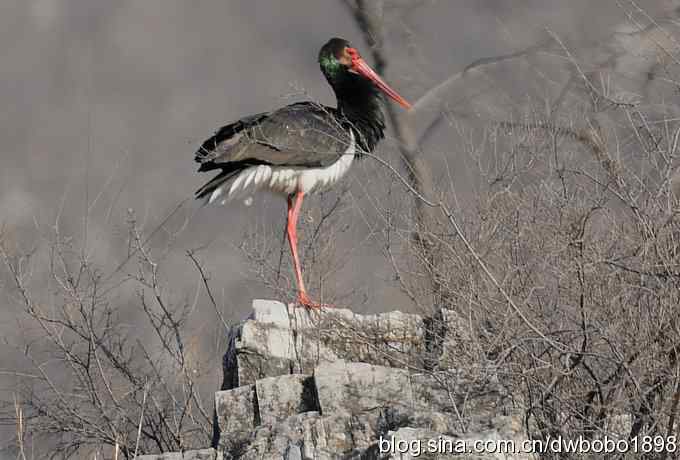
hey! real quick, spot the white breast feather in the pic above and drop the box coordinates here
[209,131,356,205]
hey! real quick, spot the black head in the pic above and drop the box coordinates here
[317,37,411,110]
[318,38,350,79]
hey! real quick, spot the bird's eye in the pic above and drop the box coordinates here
[339,47,359,68]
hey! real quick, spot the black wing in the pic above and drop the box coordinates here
[194,102,354,172]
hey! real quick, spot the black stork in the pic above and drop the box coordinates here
[194,37,411,308]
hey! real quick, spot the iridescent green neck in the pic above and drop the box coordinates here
[319,56,342,79]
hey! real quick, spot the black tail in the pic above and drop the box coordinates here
[195,159,263,202]
[195,169,239,202]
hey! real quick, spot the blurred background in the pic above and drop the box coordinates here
[2,0,670,316]
[1,0,679,457]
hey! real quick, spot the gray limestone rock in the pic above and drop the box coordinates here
[149,300,530,460]
[255,374,318,425]
[215,385,258,454]
[137,448,217,460]
[314,360,413,416]
[221,300,426,390]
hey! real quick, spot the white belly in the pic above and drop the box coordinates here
[209,131,356,204]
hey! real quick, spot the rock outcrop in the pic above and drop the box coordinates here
[141,300,529,460]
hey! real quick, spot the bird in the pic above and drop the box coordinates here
[193,37,411,308]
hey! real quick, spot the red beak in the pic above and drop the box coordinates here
[349,50,412,110]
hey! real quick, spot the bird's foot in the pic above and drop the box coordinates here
[296,293,332,309]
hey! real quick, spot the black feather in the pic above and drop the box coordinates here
[193,38,395,201]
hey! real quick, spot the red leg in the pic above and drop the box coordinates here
[286,191,327,309]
